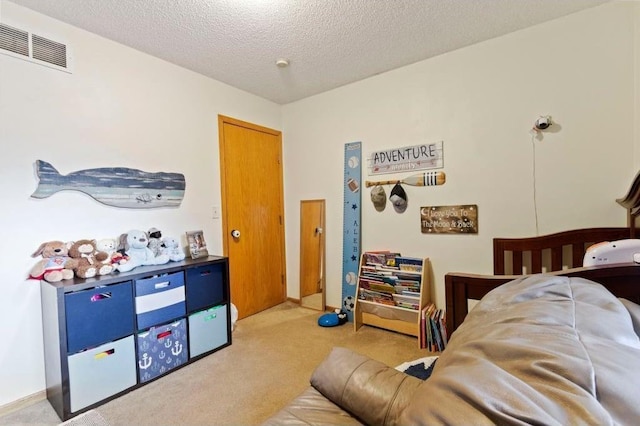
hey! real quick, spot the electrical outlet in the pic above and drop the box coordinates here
[212,206,220,219]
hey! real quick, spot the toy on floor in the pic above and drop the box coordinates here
[318,309,348,327]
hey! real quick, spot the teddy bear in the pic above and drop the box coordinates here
[116,230,170,272]
[96,238,117,262]
[67,239,114,279]
[29,240,78,282]
[162,236,186,262]
[96,237,129,269]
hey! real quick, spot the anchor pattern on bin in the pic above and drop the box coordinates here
[137,319,188,383]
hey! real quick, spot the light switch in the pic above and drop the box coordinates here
[212,206,220,219]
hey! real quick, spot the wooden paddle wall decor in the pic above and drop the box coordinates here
[365,171,446,188]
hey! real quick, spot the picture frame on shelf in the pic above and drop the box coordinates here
[186,230,209,259]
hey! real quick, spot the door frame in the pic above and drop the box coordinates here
[218,115,287,309]
[299,199,326,311]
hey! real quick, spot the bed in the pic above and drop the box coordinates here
[264,227,640,425]
[446,226,633,334]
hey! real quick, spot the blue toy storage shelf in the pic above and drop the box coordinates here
[40,256,230,422]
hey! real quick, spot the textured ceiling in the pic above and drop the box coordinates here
[8,0,610,104]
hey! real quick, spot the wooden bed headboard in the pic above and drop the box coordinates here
[446,227,635,335]
[493,227,630,275]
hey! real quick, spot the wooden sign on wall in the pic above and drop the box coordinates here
[421,204,478,234]
[368,142,443,175]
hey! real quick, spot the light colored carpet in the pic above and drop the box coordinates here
[59,410,108,426]
[0,302,430,425]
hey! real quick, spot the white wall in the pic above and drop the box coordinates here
[0,1,281,407]
[282,2,636,311]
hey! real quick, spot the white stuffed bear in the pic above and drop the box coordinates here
[96,237,130,270]
[96,238,117,264]
[116,230,170,272]
[162,236,186,262]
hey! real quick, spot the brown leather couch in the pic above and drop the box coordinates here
[263,275,640,425]
[263,346,420,425]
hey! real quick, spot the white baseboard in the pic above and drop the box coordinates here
[0,390,46,417]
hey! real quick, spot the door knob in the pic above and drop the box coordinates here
[231,229,241,239]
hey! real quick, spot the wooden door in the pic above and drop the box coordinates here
[300,200,325,302]
[219,115,286,319]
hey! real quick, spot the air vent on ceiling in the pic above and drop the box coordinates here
[0,22,71,72]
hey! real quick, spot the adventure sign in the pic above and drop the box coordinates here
[368,142,443,175]
[421,204,478,234]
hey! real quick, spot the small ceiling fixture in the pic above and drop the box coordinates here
[275,58,289,68]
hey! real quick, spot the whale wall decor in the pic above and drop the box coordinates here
[31,160,186,209]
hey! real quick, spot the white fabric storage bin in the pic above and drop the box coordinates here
[68,335,136,412]
[188,304,229,358]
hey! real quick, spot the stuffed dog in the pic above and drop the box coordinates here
[117,230,170,272]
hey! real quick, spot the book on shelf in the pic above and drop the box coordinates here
[363,251,402,267]
[395,278,420,285]
[368,282,396,294]
[359,288,395,305]
[393,285,410,294]
[392,294,419,310]
[372,268,398,276]
[395,256,424,272]
[396,302,420,310]
[392,293,419,302]
[394,270,422,279]
[395,280,420,291]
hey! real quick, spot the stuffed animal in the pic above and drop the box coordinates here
[96,237,129,269]
[68,239,114,279]
[147,227,164,257]
[116,230,170,272]
[29,241,78,282]
[111,251,129,267]
[162,236,186,262]
[96,238,117,263]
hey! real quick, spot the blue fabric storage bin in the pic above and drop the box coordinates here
[135,272,185,330]
[185,263,225,313]
[65,281,135,354]
[136,318,188,383]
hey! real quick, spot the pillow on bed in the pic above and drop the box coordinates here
[619,298,640,337]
